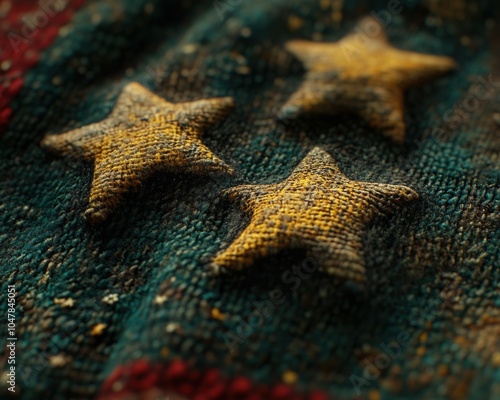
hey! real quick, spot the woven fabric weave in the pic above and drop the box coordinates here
[1,0,499,399]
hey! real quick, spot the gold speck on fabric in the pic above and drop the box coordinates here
[90,323,107,336]
[41,82,234,224]
[53,298,75,308]
[280,17,457,142]
[213,147,418,282]
[49,354,71,368]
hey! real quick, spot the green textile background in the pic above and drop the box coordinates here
[1,0,499,399]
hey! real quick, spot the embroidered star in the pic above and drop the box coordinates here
[41,82,234,224]
[280,17,457,142]
[213,147,418,282]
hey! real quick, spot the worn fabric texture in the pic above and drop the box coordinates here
[212,146,419,282]
[40,81,235,224]
[1,0,499,399]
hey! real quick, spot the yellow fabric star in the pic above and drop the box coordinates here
[281,17,457,142]
[213,147,418,282]
[41,82,234,224]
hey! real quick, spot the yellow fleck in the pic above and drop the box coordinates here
[416,347,426,357]
[282,370,298,385]
[144,3,154,14]
[332,11,342,24]
[455,336,468,346]
[49,354,69,367]
[90,323,107,336]
[211,308,226,320]
[111,381,125,392]
[52,76,62,85]
[154,295,168,305]
[241,27,252,37]
[320,0,330,9]
[161,347,170,358]
[492,352,500,367]
[287,15,304,31]
[0,60,11,71]
[438,364,449,376]
[166,323,182,333]
[369,389,381,400]
[460,36,471,46]
[236,65,251,75]
[181,43,198,54]
[311,32,323,41]
[54,298,75,308]
[102,293,119,305]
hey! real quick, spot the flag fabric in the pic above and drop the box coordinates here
[1,0,499,399]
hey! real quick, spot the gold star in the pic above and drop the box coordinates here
[213,147,418,282]
[41,82,234,224]
[281,17,457,142]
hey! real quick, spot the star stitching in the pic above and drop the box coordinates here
[213,147,418,282]
[41,82,234,224]
[280,17,457,142]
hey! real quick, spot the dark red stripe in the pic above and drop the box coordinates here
[0,0,86,132]
[97,359,333,400]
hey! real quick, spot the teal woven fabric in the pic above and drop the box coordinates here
[1,0,499,399]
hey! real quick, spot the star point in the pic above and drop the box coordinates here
[281,16,457,142]
[41,82,234,224]
[213,147,418,282]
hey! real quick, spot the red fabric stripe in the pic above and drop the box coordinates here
[0,0,86,132]
[97,359,333,400]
